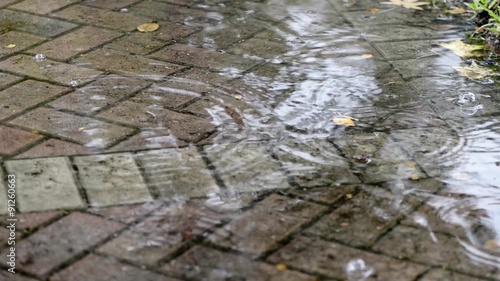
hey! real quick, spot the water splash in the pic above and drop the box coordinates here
[345,259,375,281]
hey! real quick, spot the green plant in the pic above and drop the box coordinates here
[466,0,500,33]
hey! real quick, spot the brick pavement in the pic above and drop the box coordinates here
[0,0,499,280]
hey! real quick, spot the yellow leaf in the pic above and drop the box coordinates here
[276,263,287,271]
[448,8,467,14]
[404,161,417,167]
[410,176,420,181]
[234,94,243,100]
[381,0,429,10]
[485,240,500,249]
[333,117,355,127]
[4,44,16,49]
[361,54,373,59]
[31,130,40,134]
[368,8,380,14]
[346,194,353,199]
[455,63,496,80]
[439,40,483,57]
[137,23,160,32]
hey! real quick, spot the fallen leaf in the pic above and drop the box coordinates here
[346,194,353,199]
[485,240,500,249]
[361,54,373,59]
[447,8,467,14]
[234,94,243,100]
[276,264,287,271]
[439,40,483,57]
[137,22,160,32]
[333,117,355,127]
[31,130,40,134]
[368,8,380,14]
[410,175,420,181]
[404,161,417,167]
[4,44,16,49]
[455,62,496,80]
[381,0,429,10]
[430,25,453,31]
[451,172,471,181]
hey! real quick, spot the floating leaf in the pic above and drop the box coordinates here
[361,54,373,59]
[31,130,40,134]
[368,8,380,14]
[380,0,429,10]
[234,94,243,100]
[4,44,16,49]
[276,264,287,271]
[333,117,355,127]
[410,175,420,181]
[137,22,160,32]
[439,40,483,57]
[455,62,496,80]
[447,8,467,14]
[346,194,353,199]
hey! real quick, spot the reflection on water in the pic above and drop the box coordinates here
[21,0,500,274]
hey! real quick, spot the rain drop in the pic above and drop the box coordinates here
[33,54,46,62]
[345,259,374,281]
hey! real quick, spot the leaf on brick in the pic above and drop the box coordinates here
[137,23,160,33]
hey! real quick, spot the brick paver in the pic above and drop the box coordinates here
[50,254,179,281]
[268,235,428,280]
[0,126,42,155]
[9,107,134,147]
[0,212,124,278]
[0,0,498,280]
[97,204,222,266]
[74,153,152,206]
[208,194,326,256]
[0,80,69,121]
[0,55,103,86]
[10,0,79,15]
[29,26,122,61]
[161,245,315,280]
[4,157,84,212]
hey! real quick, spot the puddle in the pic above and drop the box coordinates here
[2,0,500,278]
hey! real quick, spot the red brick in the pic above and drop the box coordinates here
[9,108,134,148]
[0,212,125,278]
[106,129,188,153]
[97,101,215,142]
[14,139,97,159]
[72,49,185,78]
[0,126,42,155]
[87,202,162,224]
[268,236,427,280]
[1,211,62,231]
[0,80,69,121]
[97,204,222,266]
[82,0,141,10]
[53,5,151,32]
[10,0,79,14]
[208,194,326,256]
[161,246,316,281]
[50,254,179,281]
[29,26,122,61]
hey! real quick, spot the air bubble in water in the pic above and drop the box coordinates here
[70,80,78,87]
[345,259,374,281]
[34,54,46,62]
[120,8,128,13]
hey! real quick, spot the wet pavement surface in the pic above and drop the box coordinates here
[0,0,500,280]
